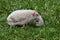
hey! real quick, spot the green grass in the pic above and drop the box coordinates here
[0,0,60,40]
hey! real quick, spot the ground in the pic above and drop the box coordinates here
[0,0,60,40]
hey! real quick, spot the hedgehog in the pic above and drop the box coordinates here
[7,10,44,28]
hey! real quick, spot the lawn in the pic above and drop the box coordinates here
[0,0,60,40]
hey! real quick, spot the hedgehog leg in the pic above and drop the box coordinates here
[21,25,25,28]
[9,25,15,28]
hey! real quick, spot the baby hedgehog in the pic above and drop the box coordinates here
[7,10,44,28]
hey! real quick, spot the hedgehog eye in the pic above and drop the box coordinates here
[36,20,39,22]
[36,14,39,16]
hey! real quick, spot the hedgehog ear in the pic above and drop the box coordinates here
[32,12,39,17]
[32,13,36,17]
